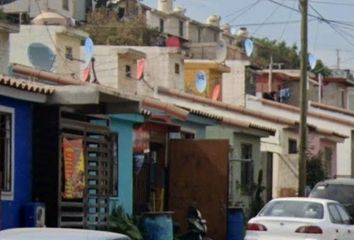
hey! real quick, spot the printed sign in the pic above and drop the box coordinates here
[63,138,85,199]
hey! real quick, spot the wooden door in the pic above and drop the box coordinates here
[168,139,229,240]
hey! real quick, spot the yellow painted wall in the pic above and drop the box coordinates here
[184,62,225,100]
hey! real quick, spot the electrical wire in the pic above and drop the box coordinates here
[279,0,296,41]
[226,0,262,26]
[253,0,285,35]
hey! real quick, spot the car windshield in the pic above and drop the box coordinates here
[310,184,354,216]
[258,200,324,219]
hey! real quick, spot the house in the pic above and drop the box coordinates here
[0,75,54,229]
[10,65,149,227]
[254,69,318,106]
[92,46,185,96]
[157,86,347,198]
[0,0,87,23]
[10,23,88,79]
[0,20,19,74]
[143,0,245,60]
[247,96,350,182]
[318,69,354,110]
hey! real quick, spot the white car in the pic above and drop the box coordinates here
[0,227,131,240]
[244,197,354,240]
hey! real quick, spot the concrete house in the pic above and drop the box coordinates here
[92,45,185,96]
[0,0,86,22]
[0,75,54,229]
[143,0,245,60]
[10,23,88,79]
[247,96,350,186]
[0,21,18,74]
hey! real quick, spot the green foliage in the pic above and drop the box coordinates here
[109,206,143,240]
[306,152,327,188]
[311,59,332,77]
[249,169,266,218]
[82,8,160,46]
[250,38,300,69]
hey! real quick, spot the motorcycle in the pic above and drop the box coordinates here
[176,203,213,240]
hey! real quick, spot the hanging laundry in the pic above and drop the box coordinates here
[279,88,290,101]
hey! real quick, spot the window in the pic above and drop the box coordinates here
[180,131,195,139]
[340,89,345,108]
[241,143,253,194]
[328,204,343,224]
[65,46,73,60]
[198,28,202,42]
[62,0,69,10]
[179,21,184,37]
[336,204,351,224]
[0,108,14,199]
[159,18,164,33]
[125,65,131,78]
[175,63,180,74]
[288,138,297,154]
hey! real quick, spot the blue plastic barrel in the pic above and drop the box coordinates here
[142,212,173,240]
[227,207,244,240]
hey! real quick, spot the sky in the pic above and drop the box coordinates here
[141,0,354,71]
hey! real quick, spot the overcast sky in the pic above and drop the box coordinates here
[142,0,354,70]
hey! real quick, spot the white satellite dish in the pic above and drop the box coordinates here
[216,39,227,63]
[27,43,56,71]
[84,37,94,68]
[308,53,317,70]
[195,71,207,93]
[244,38,254,57]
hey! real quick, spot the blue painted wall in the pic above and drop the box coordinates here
[110,114,144,215]
[0,96,33,229]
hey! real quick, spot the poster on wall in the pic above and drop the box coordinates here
[62,138,85,199]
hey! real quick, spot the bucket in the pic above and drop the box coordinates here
[227,207,244,240]
[142,212,173,240]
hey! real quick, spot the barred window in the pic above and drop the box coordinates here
[0,109,13,199]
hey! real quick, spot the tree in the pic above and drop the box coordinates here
[81,8,161,46]
[306,152,326,188]
[250,38,300,69]
[311,59,332,77]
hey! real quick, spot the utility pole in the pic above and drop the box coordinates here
[298,0,308,197]
[268,55,273,92]
[336,49,340,69]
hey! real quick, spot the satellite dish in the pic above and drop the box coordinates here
[27,43,56,71]
[308,53,317,70]
[244,38,254,57]
[195,71,207,93]
[84,37,94,68]
[216,39,227,62]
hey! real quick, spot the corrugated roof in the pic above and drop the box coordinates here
[182,107,223,121]
[0,75,54,95]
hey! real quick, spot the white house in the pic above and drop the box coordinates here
[0,21,18,74]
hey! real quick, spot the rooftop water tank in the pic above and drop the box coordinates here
[157,0,173,13]
[207,15,221,27]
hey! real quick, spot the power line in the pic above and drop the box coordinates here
[253,0,285,35]
[226,0,262,25]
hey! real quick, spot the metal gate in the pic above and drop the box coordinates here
[58,111,116,229]
[168,139,229,240]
